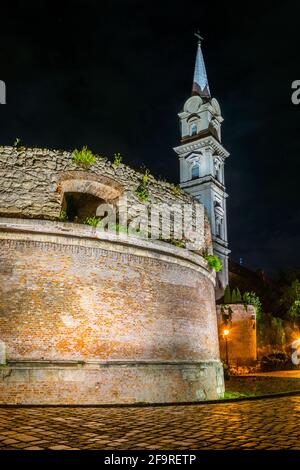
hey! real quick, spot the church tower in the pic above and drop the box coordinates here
[174,33,230,298]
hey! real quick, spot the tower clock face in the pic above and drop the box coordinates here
[185,96,202,113]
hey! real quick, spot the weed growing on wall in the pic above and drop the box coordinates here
[112,152,123,168]
[59,210,68,222]
[13,137,21,148]
[135,168,151,202]
[169,183,182,196]
[204,254,222,272]
[83,216,101,227]
[72,146,96,167]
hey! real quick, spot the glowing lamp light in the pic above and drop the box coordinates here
[223,329,230,336]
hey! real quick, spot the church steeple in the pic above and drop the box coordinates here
[174,33,230,299]
[192,32,211,99]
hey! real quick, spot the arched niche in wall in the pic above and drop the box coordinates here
[57,172,123,223]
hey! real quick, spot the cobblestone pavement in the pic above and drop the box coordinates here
[0,396,300,450]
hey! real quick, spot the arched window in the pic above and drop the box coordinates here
[191,123,197,136]
[191,164,200,180]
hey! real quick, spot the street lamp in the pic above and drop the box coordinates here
[223,328,230,366]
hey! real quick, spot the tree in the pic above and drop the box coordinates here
[280,279,300,326]
[243,291,262,322]
[236,288,242,303]
[223,285,231,304]
[231,289,237,304]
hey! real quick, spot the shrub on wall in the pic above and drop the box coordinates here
[204,254,222,272]
[72,146,96,167]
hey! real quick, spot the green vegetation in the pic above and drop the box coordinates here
[112,152,123,168]
[222,286,261,320]
[280,279,300,325]
[169,183,182,196]
[204,254,222,272]
[58,209,68,222]
[243,291,262,321]
[83,216,101,227]
[225,287,242,303]
[107,223,146,238]
[226,267,300,352]
[13,137,21,147]
[258,313,286,347]
[223,285,231,304]
[135,168,151,202]
[141,168,150,185]
[107,222,128,235]
[72,146,96,167]
[222,391,255,400]
[135,184,149,202]
[170,239,185,248]
[82,219,147,238]
[163,238,185,248]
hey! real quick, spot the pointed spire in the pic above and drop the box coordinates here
[192,32,211,99]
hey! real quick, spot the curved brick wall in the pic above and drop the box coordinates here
[0,218,224,404]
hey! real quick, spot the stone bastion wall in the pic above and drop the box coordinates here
[0,146,224,404]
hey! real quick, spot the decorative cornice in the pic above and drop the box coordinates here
[180,175,228,196]
[174,136,229,159]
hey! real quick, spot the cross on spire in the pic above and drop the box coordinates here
[194,30,203,45]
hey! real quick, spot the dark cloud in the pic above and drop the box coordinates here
[0,0,300,274]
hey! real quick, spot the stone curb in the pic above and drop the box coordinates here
[0,390,300,408]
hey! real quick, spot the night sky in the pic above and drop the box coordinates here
[0,0,300,275]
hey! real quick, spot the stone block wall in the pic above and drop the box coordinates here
[0,146,212,252]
